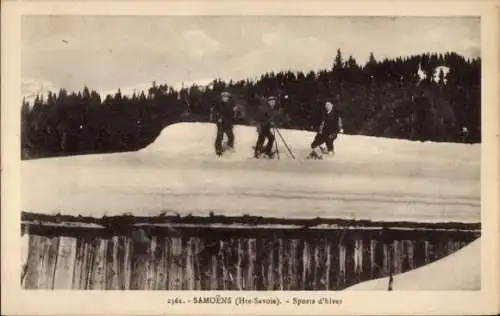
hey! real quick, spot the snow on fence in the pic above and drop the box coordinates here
[21,212,480,291]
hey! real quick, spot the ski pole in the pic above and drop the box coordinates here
[274,127,295,159]
[275,128,293,159]
[272,128,280,160]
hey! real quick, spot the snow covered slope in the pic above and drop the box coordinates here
[344,238,481,291]
[21,123,480,222]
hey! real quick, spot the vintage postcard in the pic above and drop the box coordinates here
[1,0,499,315]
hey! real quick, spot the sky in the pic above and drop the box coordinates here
[22,16,480,98]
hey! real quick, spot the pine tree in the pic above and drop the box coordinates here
[333,49,344,70]
[346,55,358,69]
[83,86,91,101]
[364,52,377,81]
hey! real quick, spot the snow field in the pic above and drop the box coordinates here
[21,123,480,222]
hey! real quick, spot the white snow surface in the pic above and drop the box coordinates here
[344,238,481,291]
[21,123,480,222]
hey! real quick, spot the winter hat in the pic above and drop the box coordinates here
[220,91,232,100]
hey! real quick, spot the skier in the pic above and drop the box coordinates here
[253,95,285,159]
[307,100,343,159]
[210,91,236,156]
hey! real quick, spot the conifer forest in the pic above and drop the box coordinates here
[21,51,480,160]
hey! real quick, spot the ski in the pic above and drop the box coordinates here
[253,151,278,160]
[305,151,324,160]
[305,155,323,160]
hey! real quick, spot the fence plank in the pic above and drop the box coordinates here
[105,236,117,290]
[89,238,108,290]
[218,240,228,290]
[325,239,332,290]
[328,237,340,290]
[361,238,371,282]
[210,244,219,290]
[344,239,355,288]
[425,240,434,264]
[290,239,300,290]
[414,239,426,268]
[192,237,203,290]
[71,238,85,289]
[53,236,77,289]
[374,240,384,279]
[198,237,211,290]
[23,235,47,289]
[382,243,390,278]
[403,240,413,272]
[246,238,256,290]
[228,238,239,290]
[392,240,402,275]
[21,227,30,287]
[313,239,324,290]
[353,239,363,285]
[338,242,346,288]
[258,237,266,290]
[277,238,284,290]
[223,239,236,290]
[303,240,314,290]
[369,239,376,279]
[145,236,157,290]
[235,238,244,290]
[282,239,291,290]
[38,236,60,289]
[153,236,168,290]
[115,236,131,290]
[185,238,195,290]
[85,239,100,289]
[168,237,184,290]
[266,238,275,290]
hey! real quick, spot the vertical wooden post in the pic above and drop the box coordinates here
[53,236,77,289]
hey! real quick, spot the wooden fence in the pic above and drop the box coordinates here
[21,212,480,290]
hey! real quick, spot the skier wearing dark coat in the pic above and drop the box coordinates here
[307,101,343,159]
[210,91,236,156]
[253,95,286,158]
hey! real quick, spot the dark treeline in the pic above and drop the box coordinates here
[21,50,480,160]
